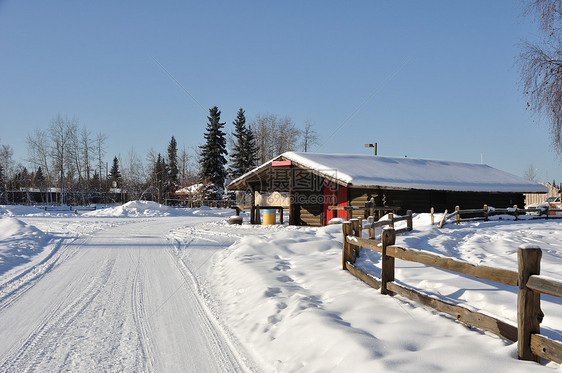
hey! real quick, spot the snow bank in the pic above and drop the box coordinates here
[84,201,234,218]
[210,215,561,372]
[0,205,51,216]
[0,217,47,276]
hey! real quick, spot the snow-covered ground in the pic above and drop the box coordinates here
[0,202,560,372]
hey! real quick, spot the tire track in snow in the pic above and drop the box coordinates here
[164,224,258,372]
[0,256,116,371]
[129,249,156,372]
[0,235,88,312]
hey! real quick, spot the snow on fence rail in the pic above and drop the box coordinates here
[432,204,562,228]
[341,220,562,365]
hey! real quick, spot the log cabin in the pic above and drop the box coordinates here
[227,152,548,226]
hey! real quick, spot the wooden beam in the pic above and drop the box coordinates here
[381,228,396,295]
[438,209,448,228]
[388,245,519,287]
[518,246,543,362]
[346,236,381,253]
[346,262,381,289]
[386,282,518,342]
[530,334,562,364]
[342,222,354,269]
[527,275,562,298]
[346,236,518,286]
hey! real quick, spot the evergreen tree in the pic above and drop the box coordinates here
[244,124,258,171]
[153,154,168,204]
[229,108,258,179]
[199,106,228,191]
[35,167,46,203]
[109,156,121,187]
[35,167,45,189]
[229,108,248,178]
[167,136,179,186]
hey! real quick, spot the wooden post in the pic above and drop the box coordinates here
[381,228,396,295]
[517,246,543,362]
[483,204,488,221]
[279,207,283,224]
[342,222,354,270]
[406,210,413,231]
[250,185,256,224]
[370,197,375,218]
[455,206,460,225]
[388,213,394,228]
[366,216,375,239]
[347,208,352,221]
[289,166,295,225]
[351,218,361,258]
[255,204,261,225]
[430,207,434,225]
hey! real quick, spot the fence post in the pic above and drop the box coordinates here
[370,197,375,219]
[255,204,261,225]
[406,210,413,231]
[455,206,460,225]
[517,246,543,362]
[381,228,396,295]
[430,207,434,225]
[351,218,362,258]
[367,216,375,239]
[342,222,354,270]
[388,213,394,228]
[483,204,488,221]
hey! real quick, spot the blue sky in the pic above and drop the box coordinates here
[1,1,560,182]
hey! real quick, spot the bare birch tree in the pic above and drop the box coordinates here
[301,120,320,152]
[27,129,52,203]
[519,0,562,152]
[251,113,302,164]
[95,132,107,191]
[49,114,77,204]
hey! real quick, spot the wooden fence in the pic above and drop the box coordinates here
[432,204,562,228]
[342,219,562,365]
[328,204,400,221]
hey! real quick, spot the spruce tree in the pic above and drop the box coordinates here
[229,108,259,179]
[109,156,121,187]
[154,154,168,204]
[229,108,248,179]
[35,167,46,203]
[199,106,228,191]
[167,136,179,186]
[244,124,258,170]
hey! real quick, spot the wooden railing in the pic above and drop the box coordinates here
[342,221,562,365]
[432,204,562,228]
[328,204,400,221]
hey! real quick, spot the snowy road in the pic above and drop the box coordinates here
[0,216,253,372]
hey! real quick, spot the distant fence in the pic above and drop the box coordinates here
[341,220,562,365]
[43,205,97,212]
[431,204,562,228]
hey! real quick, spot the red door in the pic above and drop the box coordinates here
[323,182,348,225]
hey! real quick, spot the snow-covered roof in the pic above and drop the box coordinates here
[229,152,548,193]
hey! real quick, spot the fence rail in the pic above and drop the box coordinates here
[433,204,562,228]
[342,221,562,365]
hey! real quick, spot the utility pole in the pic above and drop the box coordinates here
[364,142,377,155]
